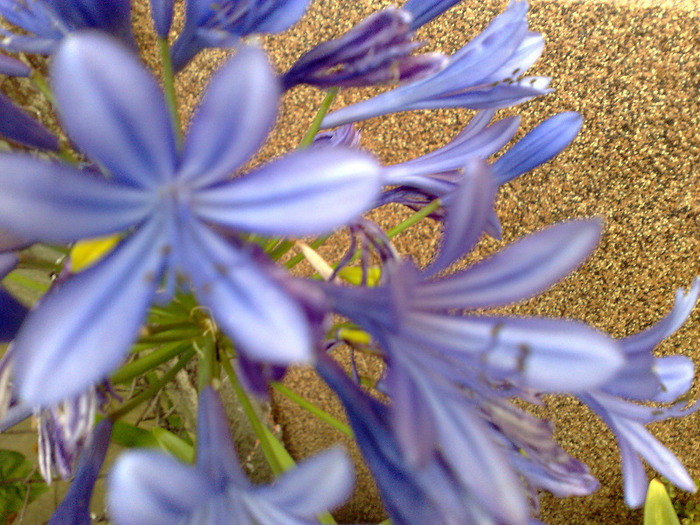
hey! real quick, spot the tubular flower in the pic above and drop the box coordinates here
[108,387,354,525]
[321,0,551,128]
[318,167,624,523]
[0,0,133,54]
[170,0,312,73]
[402,0,464,29]
[281,7,447,90]
[0,34,381,407]
[580,279,700,508]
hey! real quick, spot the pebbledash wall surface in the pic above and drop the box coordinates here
[137,1,698,524]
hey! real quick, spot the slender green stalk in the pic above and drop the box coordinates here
[298,87,339,149]
[111,342,191,385]
[272,382,352,437]
[136,329,201,345]
[386,198,441,238]
[158,37,182,148]
[30,70,56,106]
[108,349,195,420]
[197,336,218,391]
[220,354,283,475]
[141,320,195,336]
[268,239,296,261]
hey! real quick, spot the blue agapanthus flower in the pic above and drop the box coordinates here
[0,33,381,407]
[322,0,551,128]
[171,0,312,72]
[317,168,624,523]
[0,0,133,54]
[580,279,700,507]
[108,386,354,524]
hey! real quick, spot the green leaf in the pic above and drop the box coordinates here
[0,450,48,523]
[644,479,681,525]
[151,428,194,463]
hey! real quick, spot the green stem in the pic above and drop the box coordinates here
[386,198,441,239]
[111,342,191,385]
[272,382,352,437]
[220,354,283,475]
[298,87,339,149]
[30,70,56,107]
[136,329,201,345]
[108,349,195,420]
[197,336,218,391]
[158,37,182,148]
[141,320,194,336]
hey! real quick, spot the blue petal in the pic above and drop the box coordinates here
[179,46,279,189]
[178,219,312,363]
[0,154,152,242]
[401,313,624,392]
[651,356,695,403]
[49,419,113,525]
[0,54,30,76]
[51,33,176,189]
[0,91,58,150]
[402,0,462,29]
[416,218,602,309]
[421,378,529,524]
[492,112,583,184]
[150,0,174,37]
[384,115,519,186]
[621,278,700,356]
[426,159,495,275]
[197,387,244,485]
[13,217,167,406]
[253,447,353,517]
[108,450,210,525]
[0,288,27,342]
[192,148,381,237]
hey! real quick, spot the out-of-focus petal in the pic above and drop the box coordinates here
[416,218,602,309]
[192,148,381,237]
[108,450,210,525]
[49,419,113,525]
[150,0,174,37]
[179,46,279,188]
[0,54,30,76]
[0,154,152,242]
[0,289,25,342]
[402,0,462,29]
[197,387,243,484]
[13,217,166,406]
[178,219,312,363]
[492,112,583,184]
[254,447,354,517]
[0,91,59,150]
[51,33,176,189]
